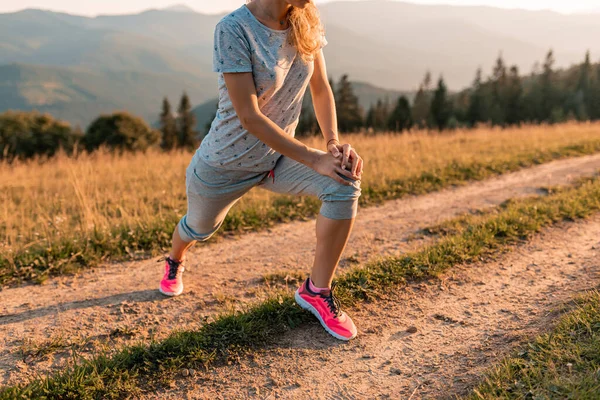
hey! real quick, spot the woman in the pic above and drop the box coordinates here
[160,0,364,341]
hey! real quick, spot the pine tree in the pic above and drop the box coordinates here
[490,54,508,125]
[160,97,177,150]
[541,49,558,122]
[297,102,319,136]
[467,68,487,126]
[430,76,452,131]
[388,96,413,132]
[576,51,593,120]
[365,99,390,132]
[335,75,363,133]
[412,71,433,128]
[505,66,523,125]
[177,92,198,149]
[589,59,600,120]
[365,104,376,132]
[592,60,600,120]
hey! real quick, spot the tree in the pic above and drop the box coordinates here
[365,99,390,132]
[387,96,413,132]
[335,75,363,133]
[177,92,198,149]
[430,77,452,131]
[85,112,160,152]
[505,66,523,125]
[0,111,79,160]
[467,68,488,126]
[160,97,177,150]
[541,49,559,122]
[490,54,508,125]
[297,102,319,136]
[574,51,594,120]
[411,71,433,128]
[590,59,600,120]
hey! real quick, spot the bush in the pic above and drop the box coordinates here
[85,112,160,152]
[0,111,81,160]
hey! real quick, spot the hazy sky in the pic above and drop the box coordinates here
[1,0,599,16]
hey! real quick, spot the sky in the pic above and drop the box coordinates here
[0,0,599,16]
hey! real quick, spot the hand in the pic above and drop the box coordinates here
[327,140,363,179]
[313,152,357,186]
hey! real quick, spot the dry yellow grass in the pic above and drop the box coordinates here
[1,122,600,257]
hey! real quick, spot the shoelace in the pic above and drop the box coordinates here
[320,283,342,317]
[165,257,183,280]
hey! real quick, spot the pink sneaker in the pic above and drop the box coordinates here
[294,278,357,341]
[159,257,185,296]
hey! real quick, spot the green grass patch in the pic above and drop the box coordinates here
[465,290,600,399]
[3,141,600,286]
[2,175,600,398]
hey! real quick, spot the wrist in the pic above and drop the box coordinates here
[326,138,339,148]
[305,148,321,169]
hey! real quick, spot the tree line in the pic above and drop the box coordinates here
[298,50,600,135]
[0,93,198,161]
[1,49,599,160]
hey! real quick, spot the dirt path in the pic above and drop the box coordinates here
[160,217,600,399]
[1,153,600,387]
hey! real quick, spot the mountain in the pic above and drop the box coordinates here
[163,4,197,13]
[192,98,218,134]
[0,9,212,76]
[1,1,599,127]
[0,63,214,128]
[318,1,591,89]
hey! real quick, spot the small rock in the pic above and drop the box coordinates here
[181,368,190,377]
[406,326,418,334]
[189,368,196,377]
[268,375,280,387]
[390,368,402,375]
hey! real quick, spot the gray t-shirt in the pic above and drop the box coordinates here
[198,4,327,172]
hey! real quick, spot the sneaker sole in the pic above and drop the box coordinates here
[294,290,357,341]
[159,286,183,297]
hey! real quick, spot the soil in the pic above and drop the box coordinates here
[1,153,600,391]
[161,217,600,399]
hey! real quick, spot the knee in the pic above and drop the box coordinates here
[319,178,361,220]
[177,215,221,243]
[320,177,362,204]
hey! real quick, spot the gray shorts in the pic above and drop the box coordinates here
[177,151,361,242]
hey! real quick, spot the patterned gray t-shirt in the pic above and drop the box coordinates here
[198,4,327,172]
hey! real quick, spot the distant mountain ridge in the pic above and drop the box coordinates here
[0,63,214,127]
[1,1,598,127]
[162,4,197,13]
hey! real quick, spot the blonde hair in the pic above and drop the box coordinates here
[247,1,324,62]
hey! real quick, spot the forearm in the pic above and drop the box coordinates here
[312,85,339,145]
[242,113,320,168]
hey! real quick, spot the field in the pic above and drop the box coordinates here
[1,122,600,398]
[3,122,600,284]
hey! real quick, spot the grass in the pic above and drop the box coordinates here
[466,290,600,399]
[18,336,71,362]
[2,173,600,399]
[2,122,600,285]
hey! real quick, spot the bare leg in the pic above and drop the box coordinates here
[311,214,355,288]
[169,228,195,261]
